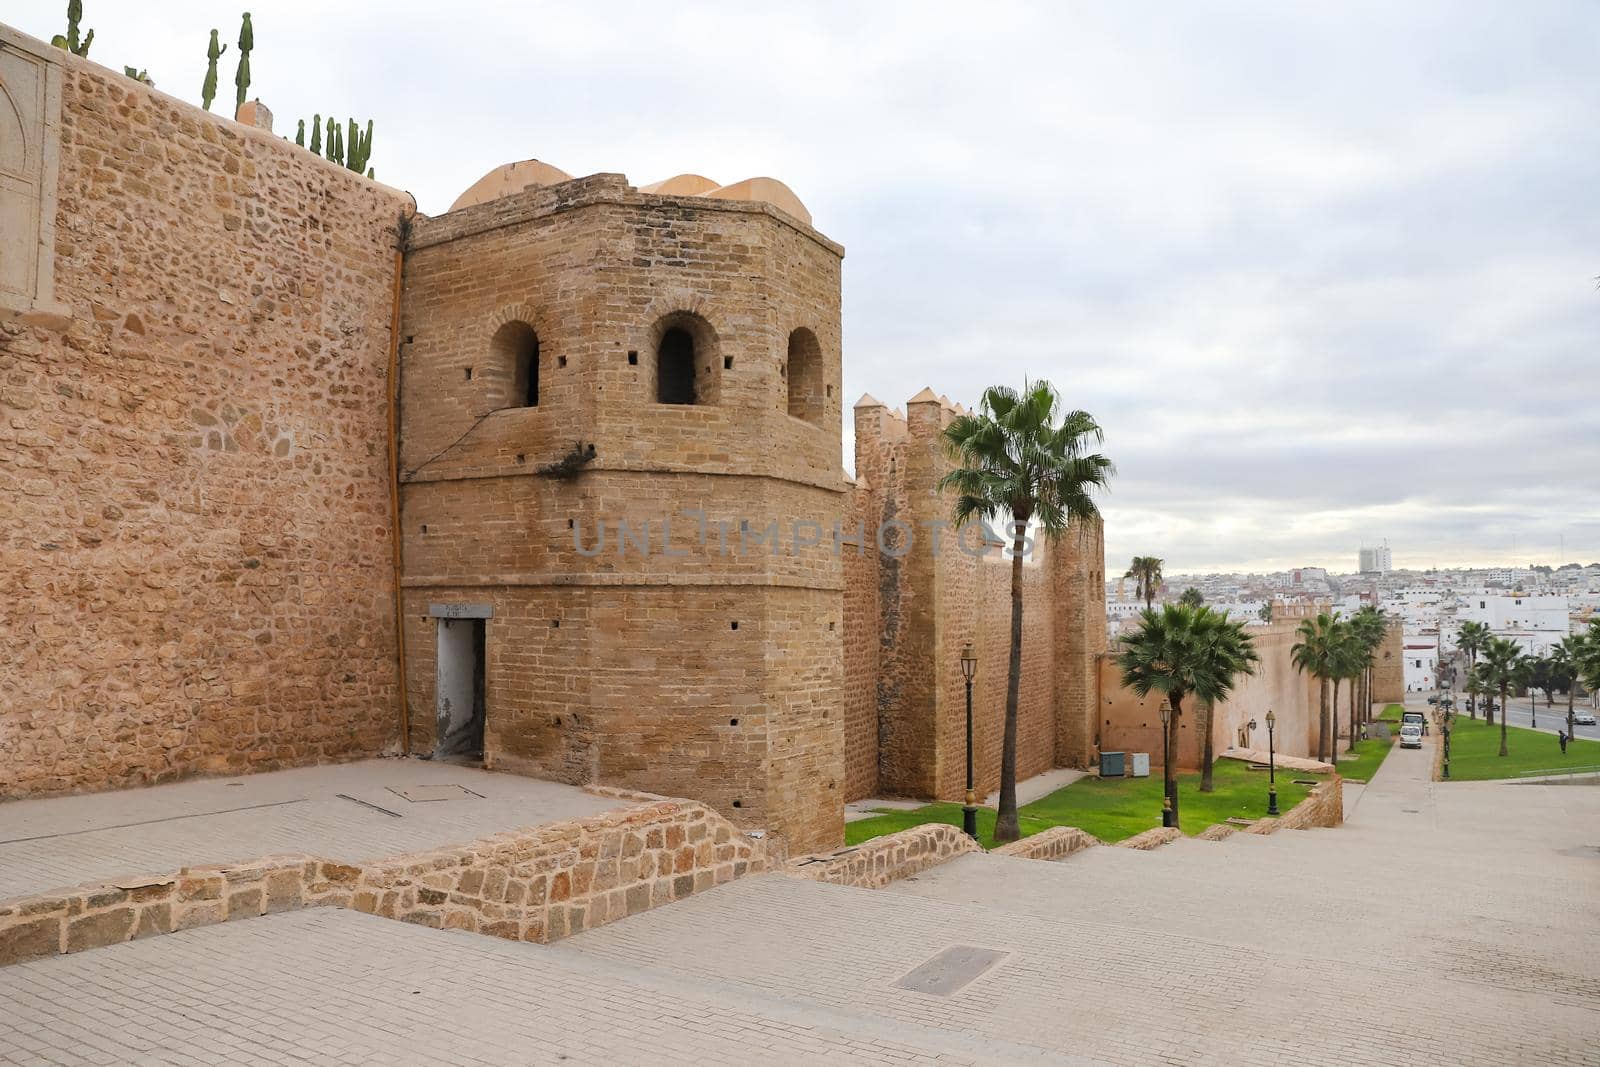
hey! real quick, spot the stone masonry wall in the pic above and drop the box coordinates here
[0,35,408,799]
[845,390,1104,802]
[0,794,768,967]
[1096,619,1322,770]
[786,823,981,889]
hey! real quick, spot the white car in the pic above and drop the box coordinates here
[1399,724,1423,749]
[1574,712,1597,727]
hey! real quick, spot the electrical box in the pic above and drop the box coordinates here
[1130,752,1151,778]
[1099,751,1125,777]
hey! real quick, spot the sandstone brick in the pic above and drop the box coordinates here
[0,916,61,965]
[65,907,134,952]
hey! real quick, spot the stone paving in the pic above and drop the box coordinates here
[2,738,1597,1064]
[0,759,620,900]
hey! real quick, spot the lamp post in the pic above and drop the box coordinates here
[1441,703,1453,780]
[1159,701,1176,828]
[960,643,978,840]
[1265,708,1280,816]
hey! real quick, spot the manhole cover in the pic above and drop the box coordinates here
[388,784,482,803]
[895,944,1008,996]
[1401,808,1421,814]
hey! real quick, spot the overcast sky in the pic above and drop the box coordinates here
[16,1,1598,573]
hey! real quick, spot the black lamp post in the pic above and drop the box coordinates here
[1441,704,1453,780]
[1159,701,1176,828]
[960,642,978,840]
[1266,708,1280,816]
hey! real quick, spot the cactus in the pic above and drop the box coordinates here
[344,118,373,174]
[52,0,94,56]
[294,119,305,147]
[309,113,321,154]
[234,12,253,112]
[202,29,227,111]
[325,116,339,163]
[123,66,152,86]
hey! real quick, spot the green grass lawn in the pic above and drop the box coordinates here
[1378,703,1405,723]
[1333,736,1395,783]
[1442,714,1600,782]
[845,758,1322,848]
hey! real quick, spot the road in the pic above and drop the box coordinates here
[1414,692,1600,741]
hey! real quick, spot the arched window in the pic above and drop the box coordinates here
[490,321,539,408]
[785,327,824,424]
[657,327,696,404]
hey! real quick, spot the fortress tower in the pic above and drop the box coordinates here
[397,168,846,853]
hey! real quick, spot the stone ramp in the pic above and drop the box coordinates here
[0,759,622,901]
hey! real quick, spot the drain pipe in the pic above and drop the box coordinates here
[387,209,412,755]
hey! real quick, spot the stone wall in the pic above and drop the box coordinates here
[1096,619,1322,770]
[990,825,1099,861]
[1243,775,1343,833]
[786,823,981,889]
[0,795,767,967]
[0,29,409,799]
[844,390,1105,802]
[1372,619,1405,704]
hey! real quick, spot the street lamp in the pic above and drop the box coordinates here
[1441,704,1453,780]
[1265,708,1280,816]
[1159,701,1176,828]
[960,643,978,840]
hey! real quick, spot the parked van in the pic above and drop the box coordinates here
[1399,723,1424,749]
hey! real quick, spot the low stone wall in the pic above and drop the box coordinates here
[1243,776,1343,834]
[787,824,981,889]
[991,826,1099,860]
[1116,826,1182,850]
[1197,823,1238,841]
[0,799,766,967]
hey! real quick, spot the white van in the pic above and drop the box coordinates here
[1399,723,1423,749]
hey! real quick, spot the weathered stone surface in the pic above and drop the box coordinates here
[0,916,60,965]
[787,823,980,889]
[65,907,134,952]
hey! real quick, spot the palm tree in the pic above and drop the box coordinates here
[1332,623,1368,753]
[1455,621,1491,718]
[1549,635,1585,739]
[1125,556,1164,609]
[1178,587,1205,608]
[1350,606,1387,728]
[1197,614,1261,792]
[1117,604,1258,823]
[940,381,1113,842]
[1292,613,1339,763]
[1462,666,1487,725]
[1479,637,1524,758]
[1258,602,1274,624]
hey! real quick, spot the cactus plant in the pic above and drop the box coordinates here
[201,29,227,111]
[51,0,94,56]
[309,113,321,155]
[294,119,305,147]
[344,118,374,174]
[123,66,152,86]
[234,12,253,112]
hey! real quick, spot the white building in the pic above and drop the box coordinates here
[1403,639,1439,692]
[1456,594,1570,655]
[1358,543,1392,574]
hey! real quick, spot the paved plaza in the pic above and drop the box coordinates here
[0,759,620,900]
[2,739,1598,1064]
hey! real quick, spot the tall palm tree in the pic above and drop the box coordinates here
[1117,604,1258,823]
[1463,666,1487,726]
[1292,613,1339,763]
[1455,621,1491,719]
[1258,602,1274,624]
[1547,638,1582,739]
[1125,556,1164,609]
[940,381,1113,842]
[1576,624,1600,716]
[1178,587,1205,608]
[1197,614,1261,792]
[1350,606,1387,728]
[1332,623,1368,753]
[1479,637,1524,758]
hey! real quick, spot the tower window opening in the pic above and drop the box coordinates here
[657,327,696,405]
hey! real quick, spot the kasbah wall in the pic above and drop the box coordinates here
[0,23,1109,854]
[0,28,406,798]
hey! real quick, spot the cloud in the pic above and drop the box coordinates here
[12,0,1597,571]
